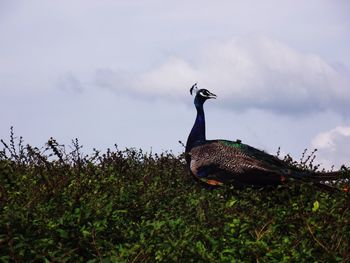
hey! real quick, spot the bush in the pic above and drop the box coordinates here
[1,130,349,262]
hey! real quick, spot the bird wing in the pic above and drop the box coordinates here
[188,140,298,185]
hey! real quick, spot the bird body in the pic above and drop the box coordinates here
[185,84,346,190]
[189,140,288,185]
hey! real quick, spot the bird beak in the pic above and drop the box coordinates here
[208,92,217,99]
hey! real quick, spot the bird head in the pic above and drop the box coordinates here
[190,83,217,105]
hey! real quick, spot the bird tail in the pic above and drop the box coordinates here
[289,170,344,181]
[306,171,344,181]
[289,170,349,192]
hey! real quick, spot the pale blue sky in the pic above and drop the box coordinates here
[1,0,350,168]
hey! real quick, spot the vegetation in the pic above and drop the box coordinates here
[1,128,349,262]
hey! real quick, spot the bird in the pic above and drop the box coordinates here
[185,83,348,191]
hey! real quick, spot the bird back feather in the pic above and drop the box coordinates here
[188,140,346,188]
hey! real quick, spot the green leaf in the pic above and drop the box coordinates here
[312,200,319,212]
[58,229,69,239]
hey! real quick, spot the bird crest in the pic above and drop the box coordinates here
[190,83,199,96]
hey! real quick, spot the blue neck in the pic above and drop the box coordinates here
[186,101,206,152]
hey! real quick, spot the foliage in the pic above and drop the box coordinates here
[1,129,350,262]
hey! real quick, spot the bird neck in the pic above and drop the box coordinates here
[186,103,206,152]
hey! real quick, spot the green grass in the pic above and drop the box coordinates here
[1,130,350,262]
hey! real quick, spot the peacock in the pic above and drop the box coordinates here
[185,83,348,191]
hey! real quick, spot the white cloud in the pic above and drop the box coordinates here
[311,126,350,169]
[98,36,350,115]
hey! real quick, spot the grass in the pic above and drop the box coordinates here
[1,128,350,262]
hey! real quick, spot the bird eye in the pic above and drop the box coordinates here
[200,90,209,97]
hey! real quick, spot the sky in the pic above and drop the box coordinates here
[1,0,350,169]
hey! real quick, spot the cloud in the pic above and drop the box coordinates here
[311,126,350,169]
[95,36,350,115]
[57,72,84,94]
